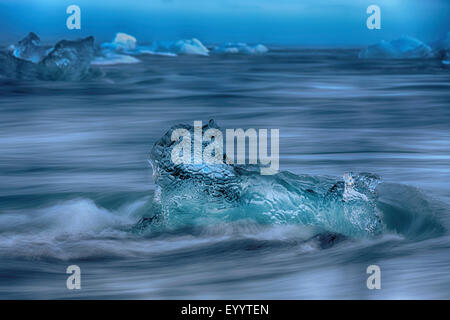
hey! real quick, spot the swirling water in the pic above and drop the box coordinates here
[0,47,449,299]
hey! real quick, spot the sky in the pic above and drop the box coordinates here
[0,0,449,46]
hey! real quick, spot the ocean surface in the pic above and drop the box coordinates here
[0,47,449,299]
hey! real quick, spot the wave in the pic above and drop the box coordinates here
[0,118,444,260]
[0,198,135,259]
[0,197,340,259]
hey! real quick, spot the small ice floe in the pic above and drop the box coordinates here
[358,36,434,59]
[213,42,268,55]
[101,32,137,52]
[147,38,209,56]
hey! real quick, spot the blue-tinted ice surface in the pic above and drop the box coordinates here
[148,120,384,238]
[4,32,94,80]
[359,34,450,64]
[359,36,434,59]
[7,32,51,63]
[101,32,137,52]
[93,32,141,65]
[213,42,268,54]
[39,37,94,80]
[147,38,210,56]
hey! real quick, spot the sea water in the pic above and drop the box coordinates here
[0,46,449,299]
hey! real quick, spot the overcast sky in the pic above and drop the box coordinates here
[0,0,448,45]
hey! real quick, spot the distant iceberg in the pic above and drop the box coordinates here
[146,38,209,56]
[96,33,141,65]
[99,33,271,57]
[100,33,209,58]
[101,32,137,52]
[359,33,450,64]
[213,42,268,55]
[431,32,450,64]
[6,32,95,80]
[358,36,434,59]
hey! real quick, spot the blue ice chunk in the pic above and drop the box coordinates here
[8,32,52,63]
[148,120,383,237]
[359,36,434,59]
[213,42,268,55]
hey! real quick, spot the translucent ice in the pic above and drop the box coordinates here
[148,120,384,237]
[39,36,95,80]
[7,32,52,63]
[359,36,434,59]
[148,38,209,56]
[6,33,95,80]
[213,42,268,55]
[101,32,137,52]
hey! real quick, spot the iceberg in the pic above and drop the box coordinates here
[213,42,268,55]
[7,32,52,63]
[431,32,450,64]
[39,36,95,80]
[99,32,208,61]
[5,33,95,80]
[148,38,209,56]
[147,120,384,238]
[101,32,137,52]
[358,36,434,59]
[96,32,141,65]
